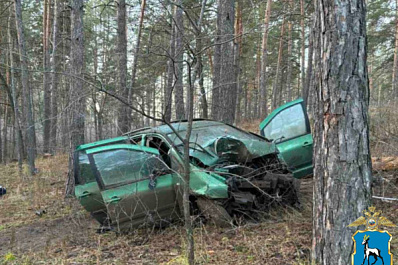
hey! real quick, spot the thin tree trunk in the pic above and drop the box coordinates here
[3,101,8,163]
[8,14,23,171]
[211,0,222,119]
[66,0,85,196]
[312,0,372,263]
[174,0,185,120]
[286,0,293,102]
[259,0,272,118]
[14,0,36,175]
[50,0,61,154]
[300,0,305,93]
[165,12,175,122]
[392,0,398,101]
[43,0,52,153]
[271,16,285,111]
[183,61,195,265]
[129,0,146,125]
[116,0,129,133]
[304,18,314,108]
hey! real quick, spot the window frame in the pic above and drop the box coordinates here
[262,102,311,144]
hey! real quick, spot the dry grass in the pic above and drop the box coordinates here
[0,154,396,264]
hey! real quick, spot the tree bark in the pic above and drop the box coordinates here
[174,0,185,120]
[219,0,236,124]
[211,0,222,119]
[165,10,175,123]
[129,0,146,125]
[43,0,52,153]
[312,0,372,264]
[259,0,272,118]
[14,0,36,175]
[66,0,85,195]
[50,0,61,154]
[271,17,285,111]
[392,0,398,101]
[116,0,129,133]
[7,13,23,171]
[286,0,293,102]
[300,0,305,94]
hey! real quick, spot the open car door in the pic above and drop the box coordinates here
[86,144,180,232]
[259,99,313,178]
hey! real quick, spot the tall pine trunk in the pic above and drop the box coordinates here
[50,0,61,154]
[392,0,398,100]
[312,0,372,263]
[116,0,129,133]
[219,0,236,124]
[300,0,305,93]
[271,17,285,110]
[286,0,293,102]
[14,0,36,175]
[66,0,85,195]
[174,0,185,120]
[211,0,222,119]
[129,0,146,124]
[259,0,272,118]
[165,10,175,123]
[43,0,52,153]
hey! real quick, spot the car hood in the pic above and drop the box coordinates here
[188,137,278,167]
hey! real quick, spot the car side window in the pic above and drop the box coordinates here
[92,149,168,188]
[78,151,96,184]
[263,104,307,141]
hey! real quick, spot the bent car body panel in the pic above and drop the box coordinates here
[189,166,228,199]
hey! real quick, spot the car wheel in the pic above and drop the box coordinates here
[196,198,233,227]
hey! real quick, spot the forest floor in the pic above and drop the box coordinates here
[0,144,397,264]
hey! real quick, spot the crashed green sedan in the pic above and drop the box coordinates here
[74,99,313,230]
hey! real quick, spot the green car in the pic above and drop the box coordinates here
[74,100,313,230]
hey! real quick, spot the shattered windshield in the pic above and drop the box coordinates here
[167,124,264,147]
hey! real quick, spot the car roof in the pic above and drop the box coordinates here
[125,119,227,136]
[76,136,129,151]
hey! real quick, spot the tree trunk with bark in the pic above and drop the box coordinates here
[211,0,222,119]
[392,0,398,101]
[259,0,272,118]
[129,0,146,125]
[271,17,285,110]
[14,0,36,175]
[219,0,236,124]
[312,0,372,264]
[116,0,129,133]
[50,0,61,154]
[66,0,85,195]
[300,0,305,93]
[174,0,185,120]
[165,11,175,123]
[286,0,293,102]
[43,0,52,153]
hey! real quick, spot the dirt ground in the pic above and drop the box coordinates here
[0,155,397,264]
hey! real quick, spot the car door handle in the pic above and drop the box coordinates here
[109,196,121,203]
[78,191,91,198]
[302,142,312,147]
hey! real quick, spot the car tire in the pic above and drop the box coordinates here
[196,198,233,227]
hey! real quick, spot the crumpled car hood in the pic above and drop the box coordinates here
[189,137,278,167]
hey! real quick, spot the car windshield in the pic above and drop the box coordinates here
[167,124,263,147]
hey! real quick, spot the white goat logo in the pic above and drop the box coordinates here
[361,235,384,265]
